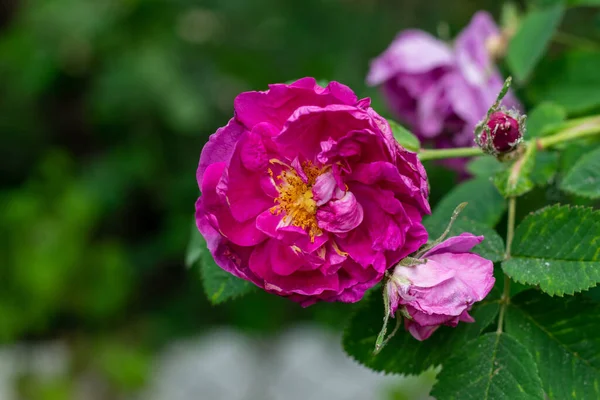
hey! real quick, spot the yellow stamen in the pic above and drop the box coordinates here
[331,241,349,257]
[270,161,327,241]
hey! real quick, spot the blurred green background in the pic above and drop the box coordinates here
[2,0,599,398]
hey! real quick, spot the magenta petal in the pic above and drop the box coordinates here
[226,133,275,222]
[240,131,268,171]
[255,210,283,238]
[200,164,267,247]
[276,105,373,161]
[196,77,431,307]
[317,192,364,233]
[249,240,341,296]
[196,200,256,283]
[291,157,309,182]
[233,78,358,130]
[197,118,245,185]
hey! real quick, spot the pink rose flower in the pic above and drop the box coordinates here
[367,12,520,152]
[195,78,430,306]
[387,233,495,340]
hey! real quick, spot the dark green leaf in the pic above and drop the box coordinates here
[431,333,544,400]
[187,225,256,304]
[530,51,600,114]
[506,291,600,399]
[526,103,567,139]
[426,178,507,230]
[507,3,565,83]
[560,146,600,198]
[388,120,420,152]
[342,291,499,375]
[560,142,600,175]
[493,145,536,197]
[425,217,505,262]
[467,157,506,178]
[502,205,600,295]
[531,151,559,186]
[185,222,204,268]
[567,0,600,5]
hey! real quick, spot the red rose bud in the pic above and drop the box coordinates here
[478,111,523,155]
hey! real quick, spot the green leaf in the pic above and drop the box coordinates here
[530,51,600,114]
[342,291,499,375]
[493,144,536,197]
[531,151,559,186]
[507,3,565,83]
[431,333,544,400]
[560,146,600,198]
[425,217,505,262]
[502,204,600,295]
[506,291,600,399]
[427,178,507,229]
[560,142,600,175]
[388,120,420,152]
[567,0,600,5]
[187,225,256,304]
[185,221,204,268]
[526,102,567,139]
[467,157,506,178]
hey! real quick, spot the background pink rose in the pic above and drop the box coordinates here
[367,12,521,153]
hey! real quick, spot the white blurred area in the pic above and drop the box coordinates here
[0,326,436,400]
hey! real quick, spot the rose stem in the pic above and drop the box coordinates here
[497,196,516,335]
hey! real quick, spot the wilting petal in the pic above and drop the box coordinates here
[423,232,483,257]
[404,319,440,341]
[388,230,494,340]
[428,252,495,303]
[317,192,364,233]
[312,170,338,206]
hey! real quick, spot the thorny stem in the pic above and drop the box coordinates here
[418,147,484,161]
[537,116,600,149]
[418,116,600,162]
[497,197,516,335]
[552,31,600,52]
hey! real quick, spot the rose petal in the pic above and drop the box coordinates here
[367,30,454,85]
[317,191,364,233]
[197,118,245,185]
[423,232,483,257]
[312,170,338,206]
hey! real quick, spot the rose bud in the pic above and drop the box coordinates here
[195,78,431,306]
[386,233,494,341]
[478,110,523,155]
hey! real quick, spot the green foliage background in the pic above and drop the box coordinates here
[2,0,600,397]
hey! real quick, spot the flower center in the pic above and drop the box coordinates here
[270,161,325,240]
